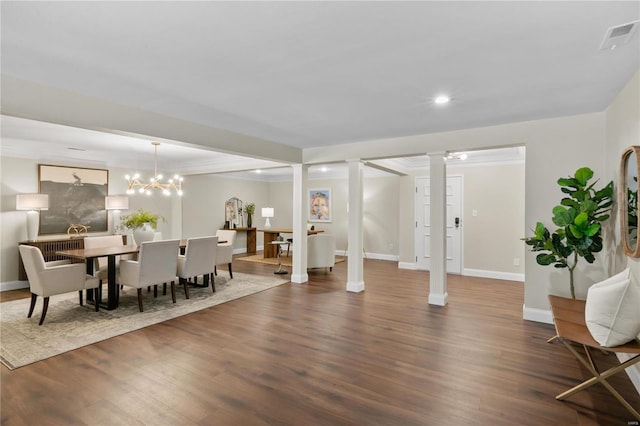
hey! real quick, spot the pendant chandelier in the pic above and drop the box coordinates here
[126,142,184,196]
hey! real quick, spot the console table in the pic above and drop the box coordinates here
[18,235,127,280]
[221,227,256,254]
[259,228,324,258]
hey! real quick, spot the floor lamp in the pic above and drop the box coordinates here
[16,194,49,241]
[105,195,129,234]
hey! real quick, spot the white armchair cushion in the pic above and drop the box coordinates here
[178,236,218,279]
[120,240,180,289]
[585,268,640,347]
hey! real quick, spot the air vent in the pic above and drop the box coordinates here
[600,20,640,50]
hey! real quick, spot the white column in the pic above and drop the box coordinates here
[347,159,365,292]
[291,164,309,283]
[428,153,448,306]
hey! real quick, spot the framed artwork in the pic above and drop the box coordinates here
[224,197,243,228]
[38,164,109,234]
[309,188,331,222]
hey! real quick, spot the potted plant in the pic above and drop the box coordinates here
[523,167,613,299]
[122,208,165,245]
[245,203,255,228]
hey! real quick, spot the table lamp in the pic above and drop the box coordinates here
[262,207,274,229]
[105,195,129,234]
[16,193,49,241]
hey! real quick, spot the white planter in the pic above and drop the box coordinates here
[133,223,155,245]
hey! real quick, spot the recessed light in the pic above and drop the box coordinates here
[434,95,450,105]
[255,169,262,174]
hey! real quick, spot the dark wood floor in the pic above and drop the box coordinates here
[2,256,639,425]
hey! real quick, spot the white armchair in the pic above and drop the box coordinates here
[119,239,180,312]
[215,229,236,279]
[178,236,218,296]
[19,245,100,325]
[307,234,336,272]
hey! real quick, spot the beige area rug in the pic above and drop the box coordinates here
[237,254,345,267]
[0,272,288,370]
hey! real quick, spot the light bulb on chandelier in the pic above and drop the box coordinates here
[126,142,184,196]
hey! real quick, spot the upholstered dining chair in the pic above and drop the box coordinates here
[177,236,218,296]
[215,229,236,279]
[18,245,100,325]
[83,235,126,297]
[119,239,180,312]
[307,234,336,272]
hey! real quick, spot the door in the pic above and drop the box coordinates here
[415,176,463,273]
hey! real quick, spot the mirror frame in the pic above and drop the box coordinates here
[619,145,640,257]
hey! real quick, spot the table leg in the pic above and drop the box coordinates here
[106,255,118,310]
[86,259,95,302]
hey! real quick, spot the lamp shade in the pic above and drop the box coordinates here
[105,195,129,210]
[16,194,49,211]
[261,207,274,218]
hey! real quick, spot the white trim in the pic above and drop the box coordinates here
[463,268,524,282]
[398,261,418,270]
[522,304,554,324]
[617,353,640,395]
[346,281,365,292]
[428,292,448,306]
[1,281,29,292]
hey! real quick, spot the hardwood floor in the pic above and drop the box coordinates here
[2,257,639,425]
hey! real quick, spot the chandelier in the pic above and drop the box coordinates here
[126,142,184,196]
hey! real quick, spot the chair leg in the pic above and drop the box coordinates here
[179,278,190,299]
[163,283,167,296]
[28,293,37,318]
[211,274,216,293]
[78,290,84,306]
[153,285,158,298]
[136,288,144,312]
[214,266,217,276]
[228,263,233,279]
[170,281,177,303]
[94,290,99,312]
[39,297,50,325]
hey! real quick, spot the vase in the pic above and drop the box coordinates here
[247,215,252,228]
[133,223,155,245]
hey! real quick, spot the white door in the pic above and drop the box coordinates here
[415,176,463,273]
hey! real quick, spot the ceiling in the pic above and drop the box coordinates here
[1,2,638,179]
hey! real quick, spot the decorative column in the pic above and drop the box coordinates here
[428,153,448,306]
[291,164,309,284]
[347,159,365,292]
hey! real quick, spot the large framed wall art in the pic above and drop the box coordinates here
[308,188,331,222]
[38,164,109,234]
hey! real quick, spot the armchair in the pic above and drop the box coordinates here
[307,234,336,272]
[19,245,100,325]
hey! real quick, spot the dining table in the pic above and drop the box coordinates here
[56,239,227,310]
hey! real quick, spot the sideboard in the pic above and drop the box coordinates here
[18,235,127,280]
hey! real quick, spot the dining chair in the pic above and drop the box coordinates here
[215,229,236,279]
[19,245,100,325]
[119,239,180,312]
[177,236,218,296]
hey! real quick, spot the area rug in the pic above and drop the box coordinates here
[0,272,288,370]
[237,254,345,267]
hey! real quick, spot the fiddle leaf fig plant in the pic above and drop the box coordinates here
[523,167,613,299]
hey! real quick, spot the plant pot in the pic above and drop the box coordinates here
[133,223,155,245]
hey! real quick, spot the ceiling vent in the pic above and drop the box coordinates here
[600,20,640,50]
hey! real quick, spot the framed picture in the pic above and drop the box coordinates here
[38,164,109,234]
[309,188,331,222]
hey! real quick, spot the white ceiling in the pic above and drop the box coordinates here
[1,1,638,179]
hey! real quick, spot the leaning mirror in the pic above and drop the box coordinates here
[619,146,640,257]
[224,197,243,229]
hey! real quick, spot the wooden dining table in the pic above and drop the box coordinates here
[56,239,226,310]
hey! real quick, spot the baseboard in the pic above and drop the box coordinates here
[398,262,418,270]
[463,268,524,282]
[617,353,640,395]
[1,281,29,292]
[428,292,448,306]
[522,304,554,324]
